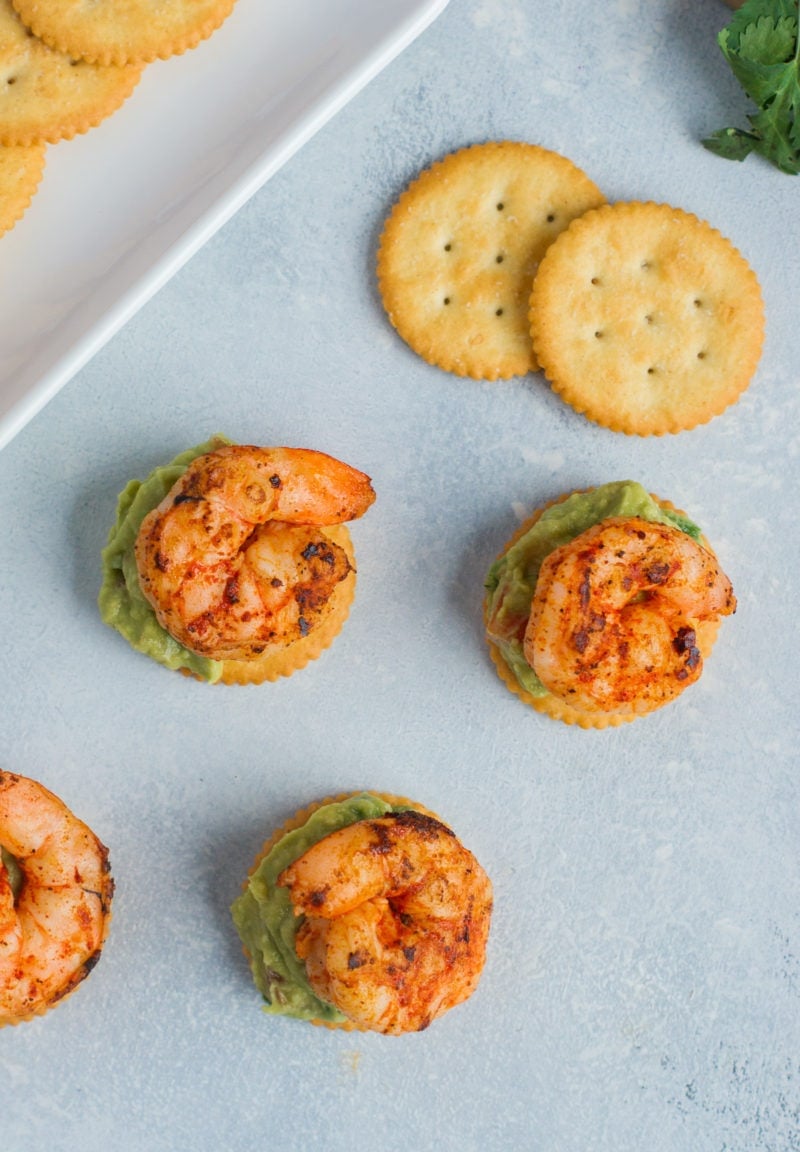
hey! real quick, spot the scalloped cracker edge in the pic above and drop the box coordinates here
[377,141,606,380]
[10,0,237,66]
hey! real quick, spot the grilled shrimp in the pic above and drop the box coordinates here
[0,772,113,1026]
[524,516,736,716]
[279,810,493,1034]
[135,445,375,660]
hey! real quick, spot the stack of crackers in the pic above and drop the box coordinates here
[377,141,764,435]
[0,0,238,237]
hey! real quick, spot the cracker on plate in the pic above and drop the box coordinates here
[529,201,765,435]
[0,0,142,146]
[10,0,237,67]
[377,141,606,381]
[0,141,45,234]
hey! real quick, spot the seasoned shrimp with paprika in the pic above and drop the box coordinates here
[525,516,736,716]
[0,772,113,1026]
[134,445,375,661]
[279,809,493,1035]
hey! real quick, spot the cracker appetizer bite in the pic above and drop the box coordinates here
[99,437,376,684]
[0,771,113,1026]
[484,481,736,728]
[231,793,493,1034]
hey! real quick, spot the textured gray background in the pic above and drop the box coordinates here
[1,1,798,1150]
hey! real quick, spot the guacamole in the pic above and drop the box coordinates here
[231,793,404,1023]
[98,436,232,682]
[484,480,702,698]
[1,845,23,900]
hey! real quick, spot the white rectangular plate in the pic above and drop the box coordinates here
[0,0,449,451]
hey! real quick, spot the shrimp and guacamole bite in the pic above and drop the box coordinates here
[484,480,736,729]
[231,792,493,1035]
[0,771,113,1026]
[99,436,376,685]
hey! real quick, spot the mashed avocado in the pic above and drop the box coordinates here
[1,845,23,900]
[231,793,403,1023]
[484,480,702,698]
[98,436,232,682]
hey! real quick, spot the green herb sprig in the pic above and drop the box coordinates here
[703,0,800,174]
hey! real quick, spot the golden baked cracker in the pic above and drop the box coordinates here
[0,0,142,146]
[0,140,44,235]
[484,491,722,730]
[11,0,237,66]
[530,201,765,435]
[218,525,358,686]
[377,141,606,380]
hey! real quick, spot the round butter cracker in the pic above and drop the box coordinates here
[529,201,765,435]
[10,0,237,66]
[377,141,606,380]
[0,0,142,146]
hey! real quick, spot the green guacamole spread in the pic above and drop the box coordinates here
[1,845,23,900]
[231,793,404,1023]
[97,436,232,682]
[484,480,702,698]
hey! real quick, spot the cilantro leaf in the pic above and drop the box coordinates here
[702,0,800,174]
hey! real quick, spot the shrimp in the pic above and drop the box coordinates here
[279,810,493,1034]
[0,772,113,1026]
[135,445,376,660]
[524,516,736,716]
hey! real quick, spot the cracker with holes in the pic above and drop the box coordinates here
[10,0,237,66]
[0,140,44,233]
[529,201,764,435]
[377,141,606,380]
[0,0,142,146]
